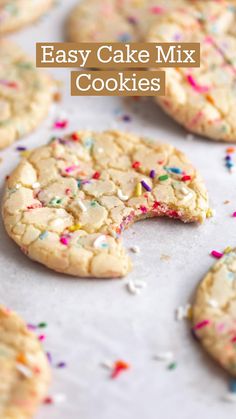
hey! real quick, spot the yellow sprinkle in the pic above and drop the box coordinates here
[20,150,31,158]
[224,246,232,254]
[135,182,142,197]
[187,306,193,320]
[68,224,81,232]
[206,208,214,218]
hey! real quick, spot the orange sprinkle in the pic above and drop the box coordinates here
[111,360,130,379]
[226,147,235,154]
[16,352,27,365]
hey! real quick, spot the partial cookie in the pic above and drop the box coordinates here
[193,250,236,376]
[147,1,236,142]
[2,130,209,278]
[67,0,174,43]
[0,305,50,417]
[0,39,54,149]
[0,0,53,35]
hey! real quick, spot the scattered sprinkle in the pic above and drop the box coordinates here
[129,245,140,254]
[92,171,101,180]
[77,199,87,212]
[38,334,46,342]
[176,304,192,321]
[158,174,169,181]
[53,119,68,129]
[16,363,33,378]
[93,235,108,249]
[68,224,81,232]
[167,362,177,370]
[132,161,141,169]
[60,236,70,246]
[193,319,210,330]
[141,180,152,192]
[207,299,219,308]
[38,322,47,328]
[211,250,223,259]
[56,362,66,368]
[117,189,129,201]
[135,182,142,197]
[149,169,156,179]
[111,360,130,379]
[127,279,146,295]
[153,351,174,362]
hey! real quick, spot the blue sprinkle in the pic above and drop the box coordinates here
[118,33,132,42]
[226,161,234,168]
[39,231,48,240]
[227,272,235,281]
[84,138,94,149]
[77,180,82,188]
[166,167,182,174]
[229,379,236,393]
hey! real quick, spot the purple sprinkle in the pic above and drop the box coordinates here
[141,180,152,192]
[16,146,27,151]
[149,169,156,179]
[57,362,66,368]
[122,115,131,122]
[46,352,52,364]
[27,323,37,330]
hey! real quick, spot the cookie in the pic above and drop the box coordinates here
[0,305,50,417]
[192,250,236,376]
[0,39,54,149]
[0,0,53,35]
[2,130,209,278]
[147,0,236,142]
[67,0,174,43]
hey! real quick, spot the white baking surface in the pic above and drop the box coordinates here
[1,1,236,418]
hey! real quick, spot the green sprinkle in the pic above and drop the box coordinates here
[38,322,47,328]
[158,175,169,181]
[167,362,177,370]
[90,200,98,207]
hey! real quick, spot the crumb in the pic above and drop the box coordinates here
[160,254,171,261]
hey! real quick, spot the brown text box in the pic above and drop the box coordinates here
[36,42,200,68]
[71,70,165,96]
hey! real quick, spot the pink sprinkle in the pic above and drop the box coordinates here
[231,336,236,343]
[38,335,46,341]
[65,165,79,173]
[53,120,68,129]
[233,212,236,217]
[60,236,69,246]
[27,324,37,331]
[193,320,210,330]
[0,79,18,88]
[140,206,148,213]
[187,75,209,94]
[211,250,223,259]
[150,6,165,14]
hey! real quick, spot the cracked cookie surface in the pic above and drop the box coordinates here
[0,305,50,418]
[2,130,209,278]
[0,39,54,149]
[193,250,236,376]
[147,0,236,142]
[0,0,53,35]
[67,0,174,43]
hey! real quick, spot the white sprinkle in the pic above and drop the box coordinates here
[222,393,236,402]
[94,235,107,249]
[117,189,129,201]
[207,299,219,308]
[15,184,20,190]
[16,363,33,378]
[32,182,40,189]
[97,147,104,153]
[130,245,140,254]
[50,218,63,228]
[153,351,174,362]
[127,279,146,295]
[186,134,194,141]
[180,186,189,196]
[176,304,191,321]
[77,199,87,212]
[53,393,67,404]
[101,360,113,370]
